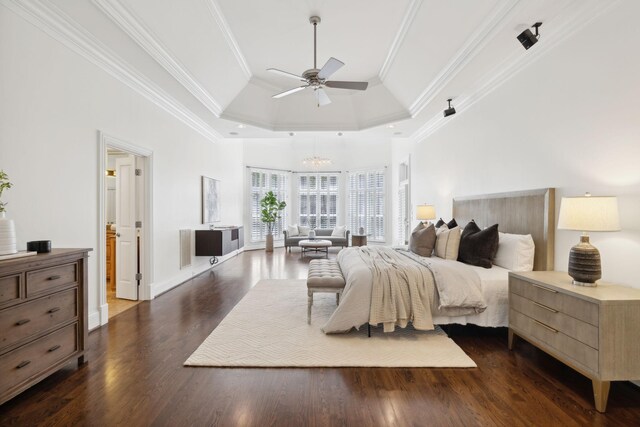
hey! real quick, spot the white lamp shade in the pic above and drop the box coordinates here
[416,204,436,221]
[557,195,621,232]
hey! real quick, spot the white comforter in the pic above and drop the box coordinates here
[322,247,487,334]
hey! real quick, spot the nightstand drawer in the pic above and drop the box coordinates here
[510,309,598,373]
[510,277,598,326]
[510,292,598,349]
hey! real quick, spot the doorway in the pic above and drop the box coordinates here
[99,132,153,325]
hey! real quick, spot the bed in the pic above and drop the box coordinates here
[323,188,555,334]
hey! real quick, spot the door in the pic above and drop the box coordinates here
[115,156,138,300]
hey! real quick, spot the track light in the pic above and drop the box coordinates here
[443,99,456,117]
[517,22,542,50]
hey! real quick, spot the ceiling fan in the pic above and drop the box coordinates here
[267,16,368,107]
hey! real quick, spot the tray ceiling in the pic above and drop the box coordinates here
[24,0,613,138]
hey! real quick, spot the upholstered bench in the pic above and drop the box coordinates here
[307,259,346,324]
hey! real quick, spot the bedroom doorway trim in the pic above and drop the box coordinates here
[98,131,154,327]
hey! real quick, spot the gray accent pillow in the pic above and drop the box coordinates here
[408,223,436,257]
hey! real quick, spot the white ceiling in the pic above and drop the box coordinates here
[37,0,611,139]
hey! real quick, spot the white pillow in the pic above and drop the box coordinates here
[298,225,310,236]
[434,225,461,260]
[287,225,299,237]
[493,232,535,271]
[331,225,346,237]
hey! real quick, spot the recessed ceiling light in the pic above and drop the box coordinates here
[229,132,238,135]
[387,124,395,129]
[394,131,403,136]
[289,132,295,136]
[337,132,343,136]
[237,124,246,129]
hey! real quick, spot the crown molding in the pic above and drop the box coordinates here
[410,0,621,144]
[203,0,252,80]
[378,0,423,82]
[1,0,222,142]
[408,0,522,117]
[93,0,223,116]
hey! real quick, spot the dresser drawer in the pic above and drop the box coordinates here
[0,274,22,307]
[0,288,78,351]
[0,323,78,396]
[510,292,598,349]
[26,263,77,297]
[510,277,598,326]
[510,309,598,373]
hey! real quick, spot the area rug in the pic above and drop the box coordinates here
[185,279,476,368]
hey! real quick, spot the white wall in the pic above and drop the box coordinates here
[0,9,243,328]
[392,0,640,287]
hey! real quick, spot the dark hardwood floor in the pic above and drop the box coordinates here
[1,248,640,426]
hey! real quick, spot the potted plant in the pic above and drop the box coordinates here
[0,170,17,255]
[260,190,286,252]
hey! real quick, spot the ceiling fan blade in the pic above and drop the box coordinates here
[314,88,331,106]
[317,57,344,80]
[325,81,369,91]
[267,68,306,81]
[273,86,308,99]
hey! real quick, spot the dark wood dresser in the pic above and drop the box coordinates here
[0,248,91,405]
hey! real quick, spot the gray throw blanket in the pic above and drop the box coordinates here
[358,247,436,332]
[322,247,487,334]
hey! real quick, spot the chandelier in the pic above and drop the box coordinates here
[302,156,331,168]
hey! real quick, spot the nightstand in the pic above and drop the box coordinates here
[351,234,367,247]
[508,271,640,412]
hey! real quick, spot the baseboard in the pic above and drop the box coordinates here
[88,310,101,331]
[149,249,244,299]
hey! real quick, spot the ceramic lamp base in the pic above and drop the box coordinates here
[568,234,601,286]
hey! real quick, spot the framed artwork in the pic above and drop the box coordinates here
[202,176,220,224]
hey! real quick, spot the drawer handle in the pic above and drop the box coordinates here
[15,319,31,326]
[47,275,61,281]
[16,360,31,369]
[532,301,558,313]
[531,283,558,293]
[533,319,558,333]
[48,307,61,314]
[48,345,61,352]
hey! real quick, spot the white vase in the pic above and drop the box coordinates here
[0,211,17,255]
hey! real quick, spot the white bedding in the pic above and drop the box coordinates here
[432,263,510,327]
[323,247,505,333]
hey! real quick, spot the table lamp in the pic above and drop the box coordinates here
[557,193,620,286]
[416,204,436,225]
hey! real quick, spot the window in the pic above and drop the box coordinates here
[297,173,339,229]
[348,169,386,242]
[248,168,289,243]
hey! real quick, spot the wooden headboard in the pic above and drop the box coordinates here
[452,188,555,271]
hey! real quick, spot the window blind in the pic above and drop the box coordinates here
[348,169,385,242]
[297,173,339,230]
[248,168,289,243]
